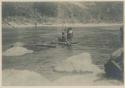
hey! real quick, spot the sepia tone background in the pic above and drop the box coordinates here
[1,0,124,86]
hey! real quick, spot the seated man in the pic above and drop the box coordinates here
[62,32,67,42]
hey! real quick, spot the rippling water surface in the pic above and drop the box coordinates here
[2,26,122,85]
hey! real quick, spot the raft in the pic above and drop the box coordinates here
[30,44,56,48]
[58,41,78,44]
[25,43,56,48]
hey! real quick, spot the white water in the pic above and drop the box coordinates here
[53,52,122,85]
[2,47,122,85]
[54,73,122,85]
[54,52,101,73]
[3,69,50,86]
[3,42,33,56]
[3,52,122,86]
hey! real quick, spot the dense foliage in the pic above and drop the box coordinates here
[2,2,123,24]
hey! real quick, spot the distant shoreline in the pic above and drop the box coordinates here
[2,23,123,29]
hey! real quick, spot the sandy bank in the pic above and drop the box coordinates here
[3,23,123,29]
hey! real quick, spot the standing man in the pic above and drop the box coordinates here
[67,27,73,41]
[66,27,73,47]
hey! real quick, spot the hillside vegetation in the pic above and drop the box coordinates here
[2,2,123,25]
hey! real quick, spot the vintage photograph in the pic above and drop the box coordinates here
[2,1,124,86]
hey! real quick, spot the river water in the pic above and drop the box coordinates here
[2,26,123,85]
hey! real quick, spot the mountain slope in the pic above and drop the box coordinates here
[2,2,123,24]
